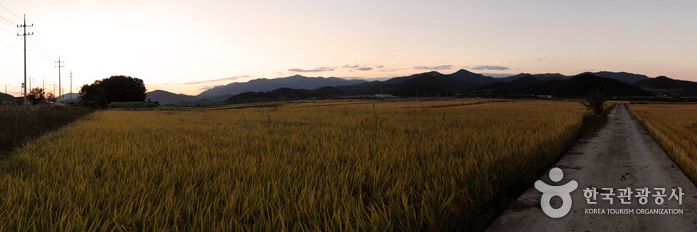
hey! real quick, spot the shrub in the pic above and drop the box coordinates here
[580,88,606,114]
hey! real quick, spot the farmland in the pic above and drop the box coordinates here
[0,99,586,231]
[628,103,697,185]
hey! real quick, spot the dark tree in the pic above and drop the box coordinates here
[80,75,147,107]
[46,92,56,103]
[99,75,147,103]
[80,82,107,106]
[27,87,45,104]
[580,88,607,114]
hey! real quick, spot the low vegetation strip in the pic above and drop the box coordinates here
[0,100,585,231]
[628,103,697,185]
[0,105,92,152]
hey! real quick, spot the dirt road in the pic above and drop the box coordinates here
[486,104,697,231]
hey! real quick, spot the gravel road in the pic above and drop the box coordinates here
[486,104,697,231]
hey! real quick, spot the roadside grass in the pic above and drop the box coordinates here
[0,105,92,153]
[628,103,697,185]
[0,100,585,231]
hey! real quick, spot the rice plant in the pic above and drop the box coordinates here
[0,99,585,231]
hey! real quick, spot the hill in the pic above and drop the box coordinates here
[146,90,202,105]
[449,69,498,85]
[472,73,652,98]
[0,92,15,102]
[198,75,365,98]
[225,86,344,104]
[551,74,652,98]
[144,70,692,104]
[634,76,697,97]
[396,72,477,96]
[588,71,649,84]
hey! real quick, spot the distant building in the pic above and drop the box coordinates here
[537,95,552,99]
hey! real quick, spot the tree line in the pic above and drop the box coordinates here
[24,75,148,108]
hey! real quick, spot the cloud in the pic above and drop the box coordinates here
[342,64,375,71]
[471,65,509,71]
[413,65,452,70]
[380,68,410,72]
[376,65,384,68]
[288,67,335,72]
[184,75,249,85]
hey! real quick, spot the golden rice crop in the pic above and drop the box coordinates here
[628,103,697,184]
[0,99,585,231]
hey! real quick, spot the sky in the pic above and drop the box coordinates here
[0,0,695,97]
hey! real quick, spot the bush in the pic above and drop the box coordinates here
[580,88,606,114]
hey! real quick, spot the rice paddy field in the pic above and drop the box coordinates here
[0,99,586,231]
[628,103,697,186]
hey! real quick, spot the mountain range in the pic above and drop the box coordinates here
[145,70,696,106]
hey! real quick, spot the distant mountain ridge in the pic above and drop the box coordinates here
[634,76,697,96]
[198,75,366,98]
[144,70,693,106]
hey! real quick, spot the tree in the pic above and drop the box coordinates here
[580,88,607,114]
[80,75,147,107]
[26,87,45,105]
[46,92,56,103]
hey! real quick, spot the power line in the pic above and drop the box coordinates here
[0,15,18,26]
[0,40,21,50]
[32,27,56,58]
[0,26,18,33]
[0,3,22,20]
[27,53,52,74]
[29,34,54,62]
[28,37,54,63]
[0,18,19,29]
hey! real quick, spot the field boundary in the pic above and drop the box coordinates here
[482,103,617,231]
[628,106,697,186]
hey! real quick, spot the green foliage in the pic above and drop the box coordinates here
[580,88,607,114]
[80,75,147,107]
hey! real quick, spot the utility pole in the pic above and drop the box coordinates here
[17,14,33,106]
[29,77,34,92]
[55,56,64,102]
[69,70,73,101]
[4,83,8,94]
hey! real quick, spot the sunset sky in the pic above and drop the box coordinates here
[0,0,695,96]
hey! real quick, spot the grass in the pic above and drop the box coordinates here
[0,105,92,152]
[108,102,158,108]
[628,103,697,185]
[0,99,586,231]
